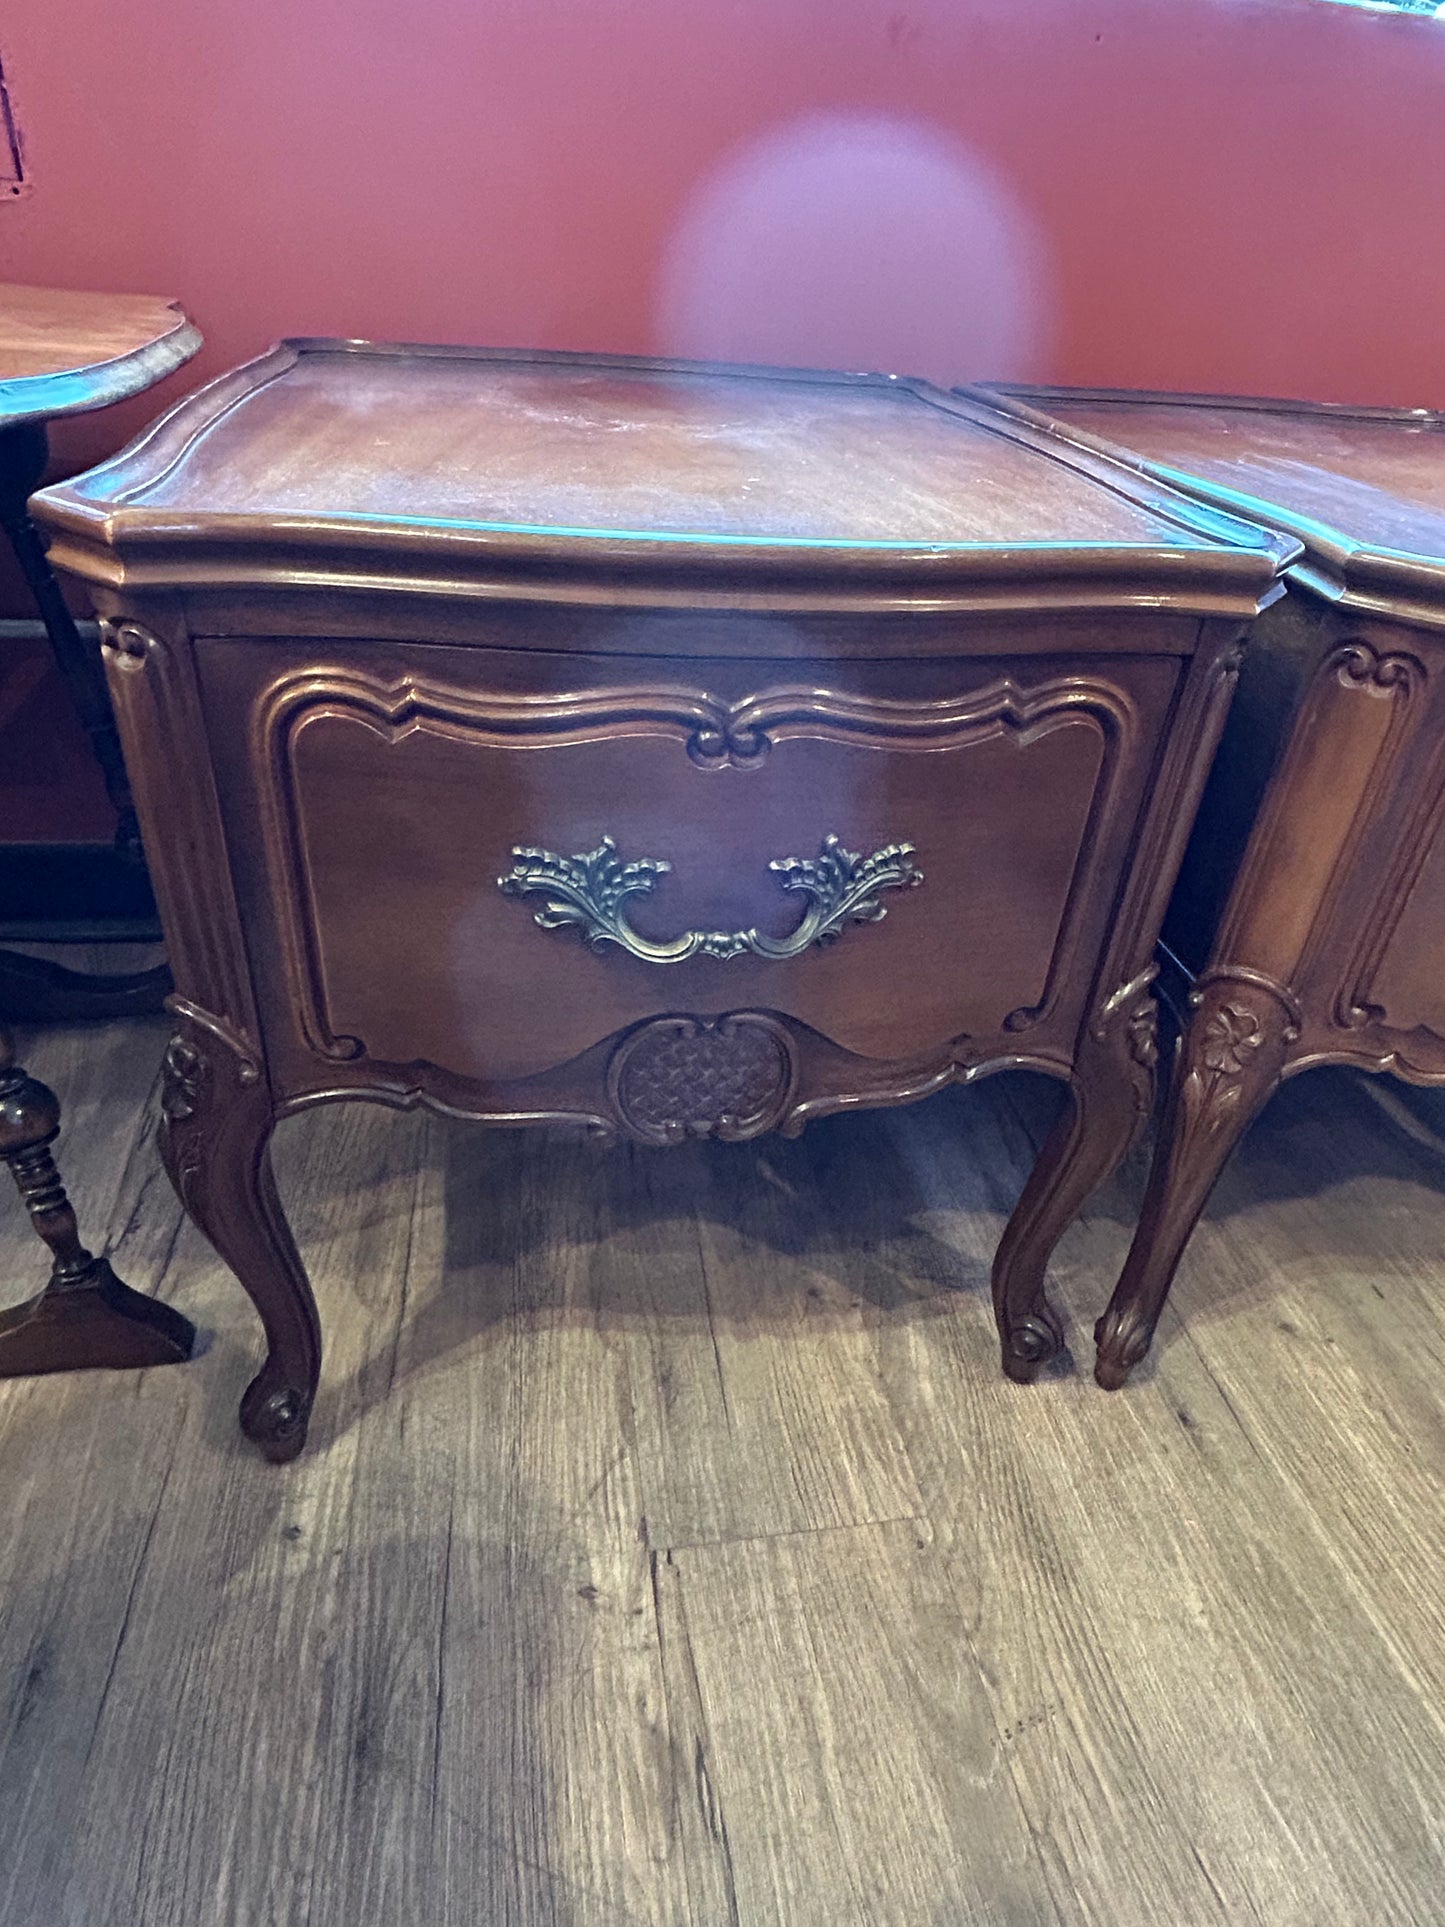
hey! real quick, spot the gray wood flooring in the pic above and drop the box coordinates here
[3,1012,1445,1924]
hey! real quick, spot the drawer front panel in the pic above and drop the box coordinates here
[1353,791,1445,1043]
[200,643,1175,1086]
[1295,638,1445,1065]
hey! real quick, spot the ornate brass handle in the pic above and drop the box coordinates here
[498,833,922,963]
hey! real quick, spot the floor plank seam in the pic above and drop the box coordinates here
[933,1584,1076,1927]
[1177,1322,1267,1463]
[656,1509,934,1558]
[428,1488,455,1837]
[648,1548,744,1927]
[76,1421,181,1782]
[381,1149,424,1401]
[9,1034,1445,1925]
[693,1219,734,1436]
[131,1198,187,1313]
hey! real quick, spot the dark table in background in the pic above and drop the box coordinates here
[0,282,199,1377]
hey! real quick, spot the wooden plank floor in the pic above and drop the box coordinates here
[3,1015,1445,1924]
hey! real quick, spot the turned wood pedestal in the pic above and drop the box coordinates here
[34,343,1293,1456]
[0,1021,192,1373]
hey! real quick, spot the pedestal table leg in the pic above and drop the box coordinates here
[0,1022,195,1374]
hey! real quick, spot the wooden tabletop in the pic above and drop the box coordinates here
[33,341,1294,615]
[0,282,201,430]
[975,385,1445,622]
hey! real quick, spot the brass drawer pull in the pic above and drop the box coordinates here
[499,833,922,963]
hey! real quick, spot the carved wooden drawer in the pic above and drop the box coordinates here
[195,633,1185,1125]
[35,343,1292,1456]
[976,383,1445,1386]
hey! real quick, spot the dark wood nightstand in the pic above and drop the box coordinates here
[976,382,1445,1385]
[34,342,1294,1456]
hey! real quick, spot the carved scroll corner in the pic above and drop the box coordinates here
[1297,637,1430,1041]
[1217,635,1248,681]
[685,713,771,769]
[162,998,263,1090]
[1092,967,1158,1045]
[1125,995,1160,1077]
[1090,966,1161,1120]
[160,1032,208,1123]
[157,1004,265,1219]
[1333,640,1426,697]
[606,1012,798,1146]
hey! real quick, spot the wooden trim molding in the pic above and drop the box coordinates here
[99,617,263,1061]
[276,1006,1075,1145]
[1215,637,1425,990]
[251,662,1138,1071]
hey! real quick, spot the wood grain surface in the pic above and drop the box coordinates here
[35,344,1292,614]
[983,387,1445,565]
[2,1029,1444,1924]
[973,383,1445,619]
[52,347,1226,546]
[0,283,199,427]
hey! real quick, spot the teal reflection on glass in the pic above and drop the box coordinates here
[1317,0,1442,13]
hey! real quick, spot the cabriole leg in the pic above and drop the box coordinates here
[993,974,1159,1382]
[157,1017,320,1461]
[1094,971,1299,1389]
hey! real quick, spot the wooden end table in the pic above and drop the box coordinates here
[978,383,1445,1384]
[33,342,1293,1456]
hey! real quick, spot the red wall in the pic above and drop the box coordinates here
[6,0,1445,468]
[3,0,1445,835]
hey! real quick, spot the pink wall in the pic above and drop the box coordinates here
[4,0,1445,837]
[6,0,1445,478]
